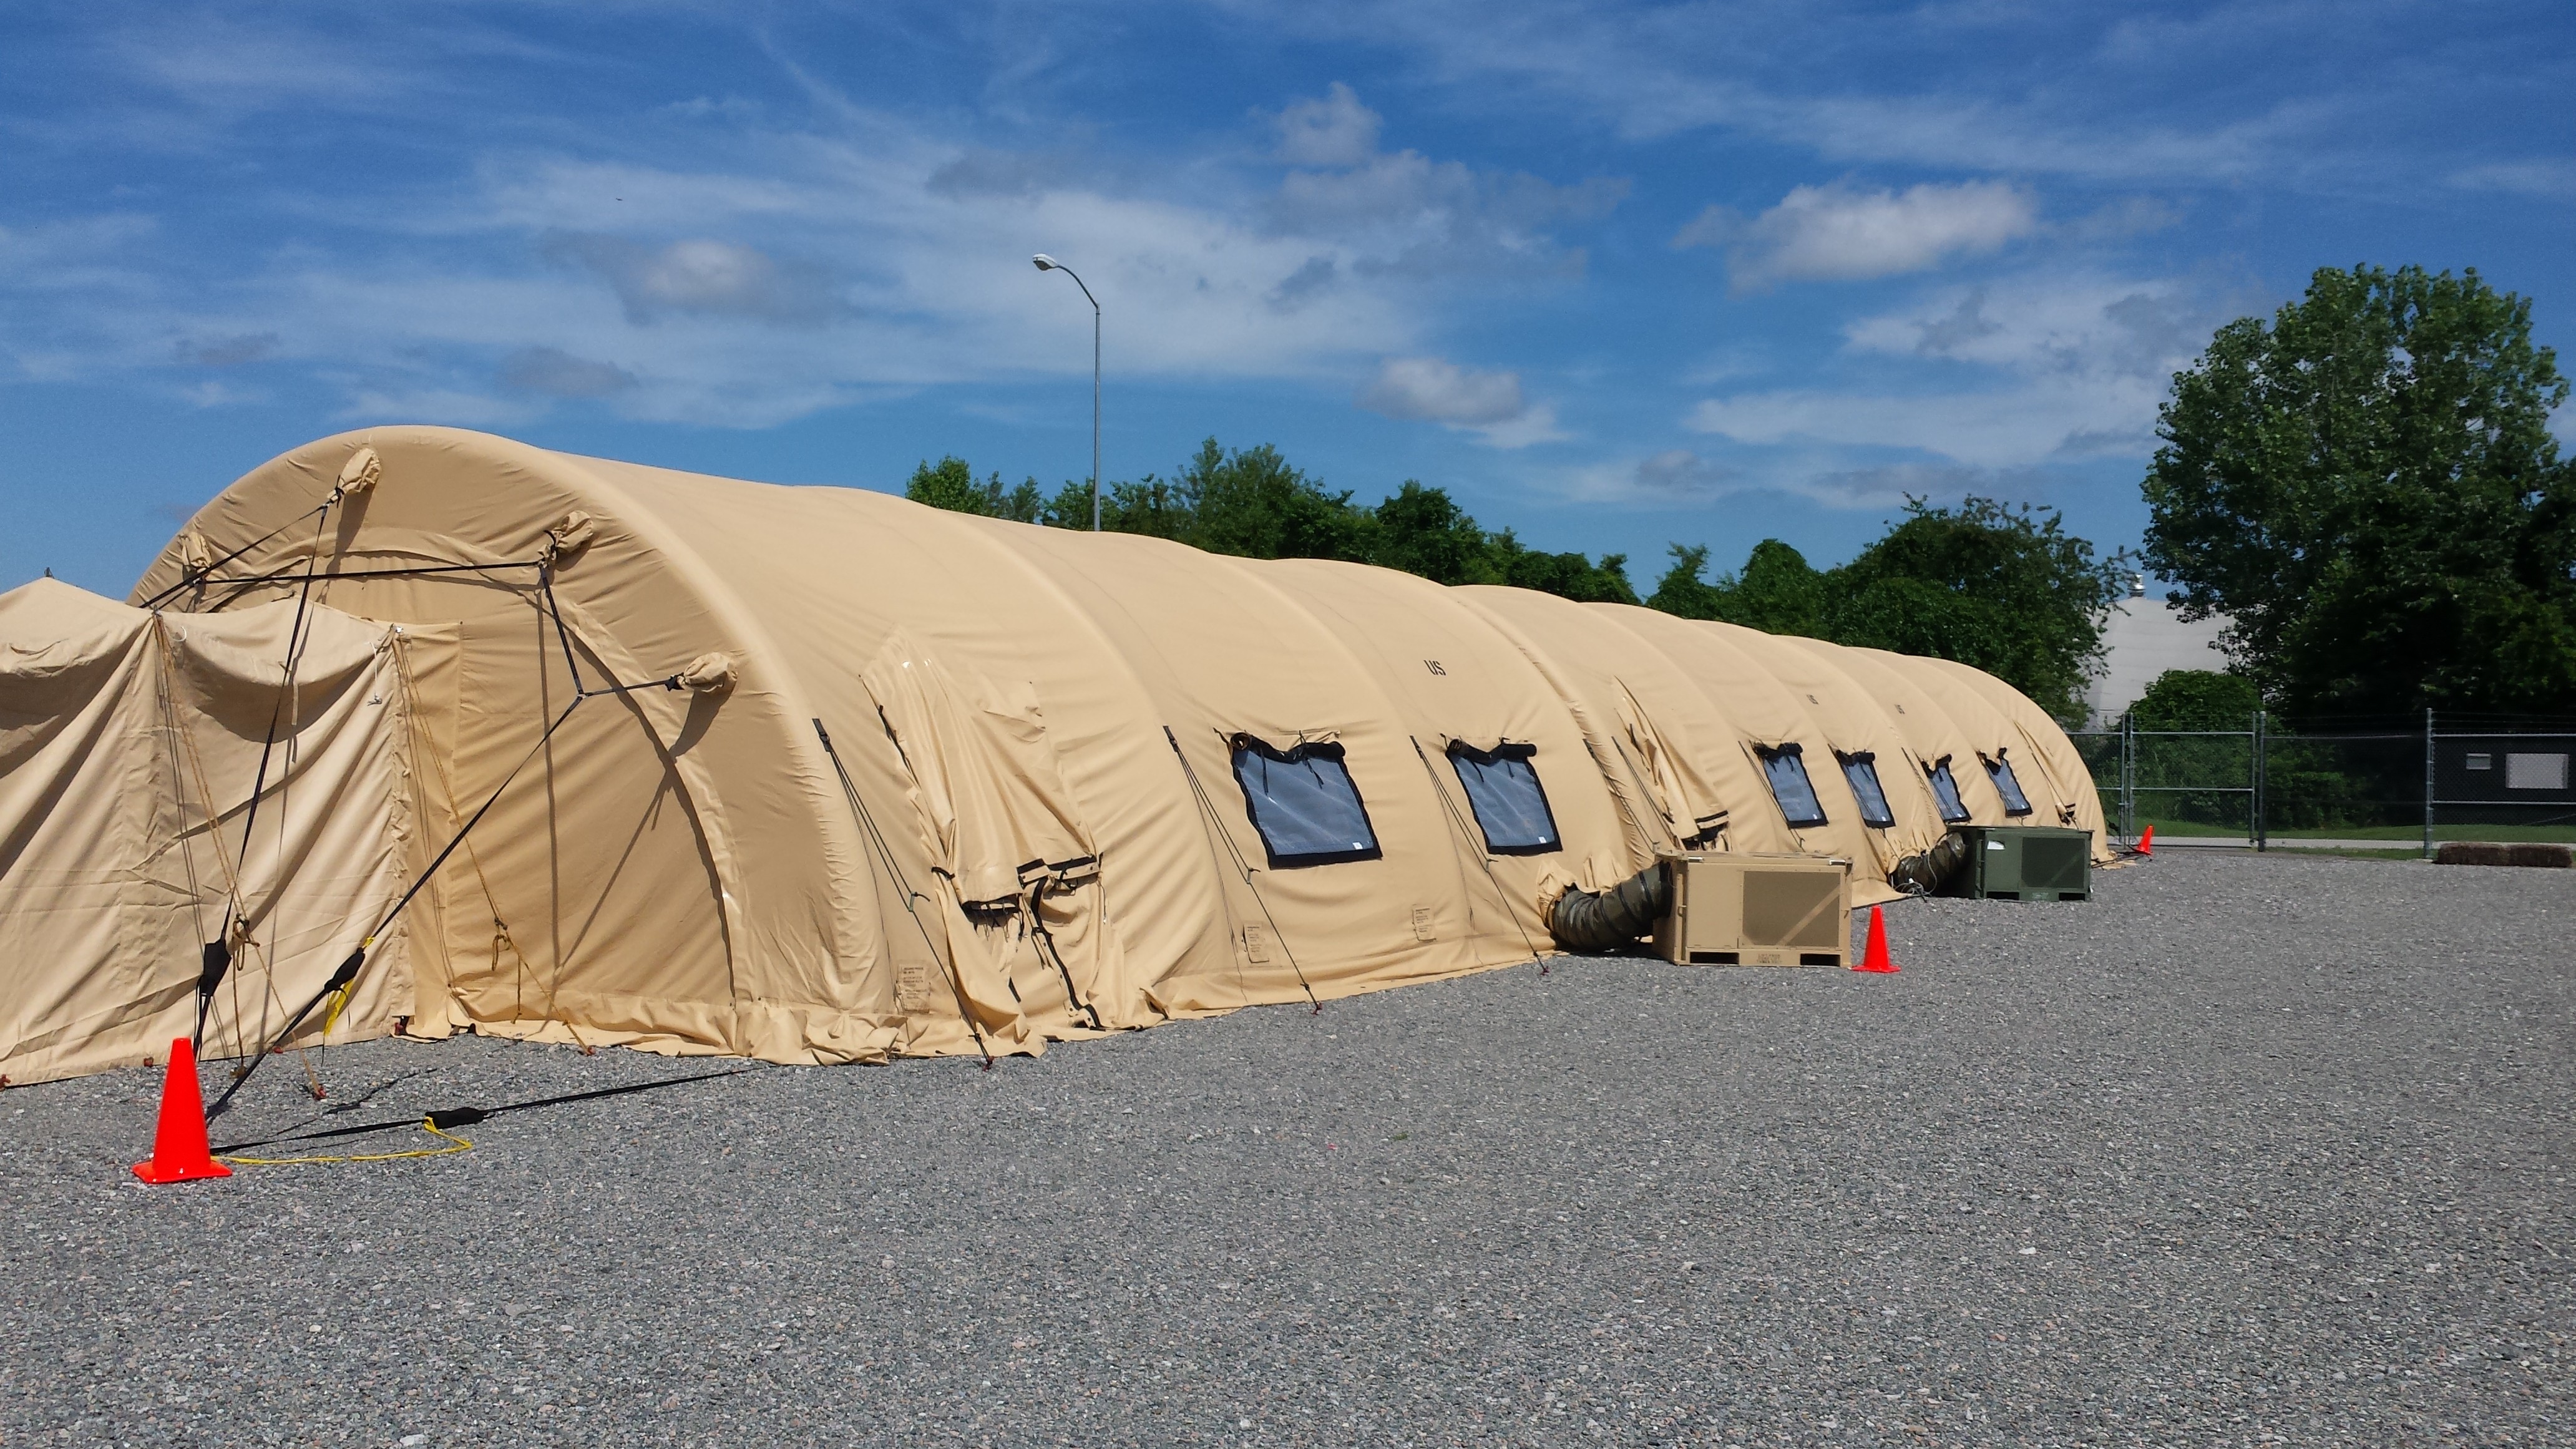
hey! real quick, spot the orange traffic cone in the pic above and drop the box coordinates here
[132,1038,230,1185]
[1852,905,1898,973]
[2137,822,2155,856]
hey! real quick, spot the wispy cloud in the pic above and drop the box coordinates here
[1269,0,2494,187]
[0,70,1625,428]
[2449,159,2576,202]
[542,234,841,325]
[500,346,636,398]
[1686,273,2233,468]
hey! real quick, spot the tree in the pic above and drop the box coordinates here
[2127,669,2261,729]
[1366,480,1488,585]
[1648,540,1823,633]
[1657,502,2125,720]
[901,441,1638,605]
[905,456,1046,523]
[1174,439,1370,563]
[2143,264,2576,720]
[1827,498,2127,721]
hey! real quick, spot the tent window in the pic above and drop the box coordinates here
[1984,751,2034,816]
[1446,741,1562,855]
[1924,756,1972,823]
[1837,750,1896,829]
[1754,743,1828,829]
[1229,734,1382,868]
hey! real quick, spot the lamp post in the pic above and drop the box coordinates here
[1031,253,1100,531]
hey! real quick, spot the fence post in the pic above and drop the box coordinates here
[2253,708,2267,851]
[2119,710,2136,845]
[2423,706,2436,860]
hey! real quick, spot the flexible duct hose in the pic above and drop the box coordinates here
[1546,861,1672,954]
[1890,829,1971,896]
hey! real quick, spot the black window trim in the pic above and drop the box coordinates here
[1981,748,2035,817]
[1444,738,1564,856]
[1923,753,1973,824]
[1834,748,1898,829]
[1228,732,1385,869]
[1752,741,1831,830]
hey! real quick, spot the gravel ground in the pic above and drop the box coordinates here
[5,851,2571,1448]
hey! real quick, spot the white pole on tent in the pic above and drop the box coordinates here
[1031,254,1101,531]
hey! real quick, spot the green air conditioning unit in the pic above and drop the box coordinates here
[1944,825,2091,902]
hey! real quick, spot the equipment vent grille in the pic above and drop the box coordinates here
[1743,871,1842,949]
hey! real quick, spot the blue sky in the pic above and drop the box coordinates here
[4,1,2570,597]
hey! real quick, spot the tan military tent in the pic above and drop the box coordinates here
[0,580,449,1083]
[0,426,2106,1083]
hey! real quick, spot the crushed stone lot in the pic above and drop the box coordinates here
[4,851,2572,1447]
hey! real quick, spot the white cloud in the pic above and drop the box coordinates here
[1357,355,1523,424]
[1355,355,1564,447]
[1677,180,2037,289]
[1271,82,1382,167]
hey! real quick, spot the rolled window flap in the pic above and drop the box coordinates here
[336,446,382,497]
[676,651,736,694]
[545,510,598,563]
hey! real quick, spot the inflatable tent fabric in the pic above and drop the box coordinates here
[1,426,2106,1083]
[0,580,451,1084]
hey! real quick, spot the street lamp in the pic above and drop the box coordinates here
[1032,253,1100,531]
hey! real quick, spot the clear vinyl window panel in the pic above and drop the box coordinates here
[1446,741,1562,855]
[1229,734,1383,868]
[1755,743,1829,829]
[1837,751,1896,829]
[1924,756,1971,823]
[1984,752,2034,816]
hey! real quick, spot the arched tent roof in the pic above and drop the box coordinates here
[1778,638,2014,827]
[1451,587,1780,859]
[1698,620,1951,876]
[104,427,2104,1068]
[1880,653,2112,860]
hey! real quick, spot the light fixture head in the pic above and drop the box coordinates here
[1031,253,1058,271]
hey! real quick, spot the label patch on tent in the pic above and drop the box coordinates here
[1410,907,1437,942]
[1241,924,1272,963]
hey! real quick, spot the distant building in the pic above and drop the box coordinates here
[2086,575,2233,726]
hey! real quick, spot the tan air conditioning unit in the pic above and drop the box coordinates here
[1652,852,1851,967]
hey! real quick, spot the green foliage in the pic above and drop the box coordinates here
[901,439,1635,606]
[904,456,1046,523]
[2127,669,2261,731]
[1829,499,2129,721]
[2143,263,2576,720]
[1657,500,2125,720]
[1647,540,1822,632]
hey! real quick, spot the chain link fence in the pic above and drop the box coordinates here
[2071,711,2576,854]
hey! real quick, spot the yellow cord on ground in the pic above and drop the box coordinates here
[219,1119,474,1166]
